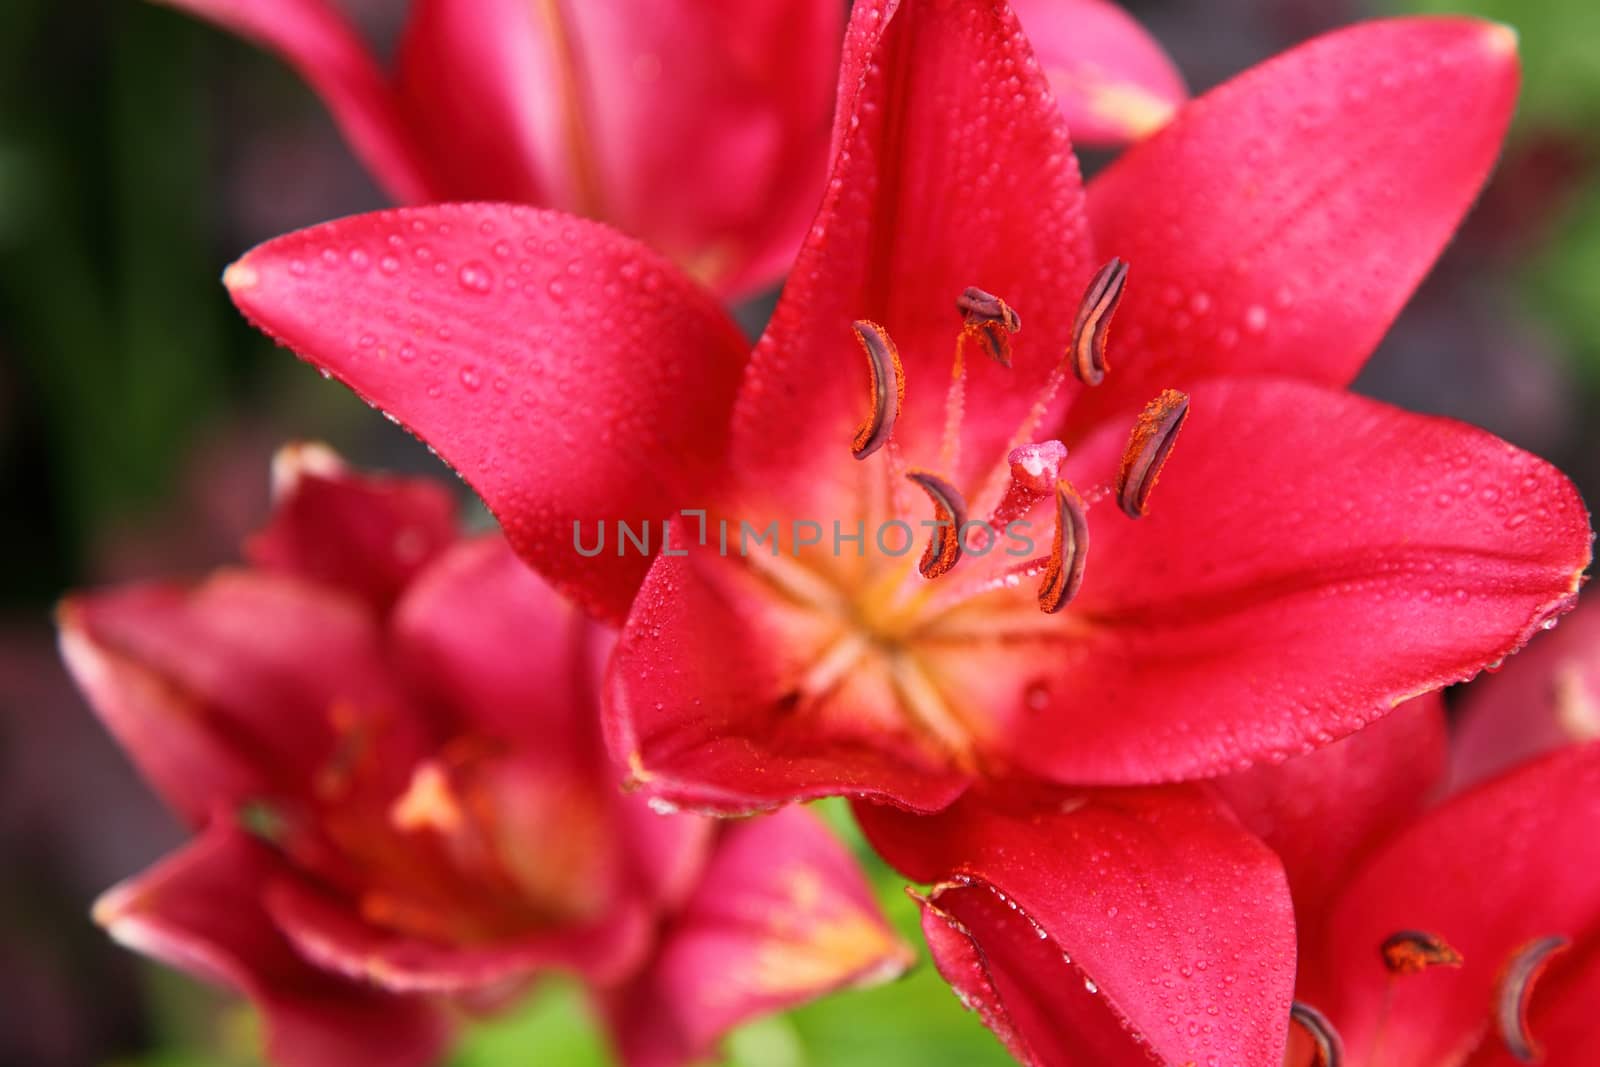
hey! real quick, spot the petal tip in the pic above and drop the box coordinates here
[1481,19,1519,58]
[269,440,345,499]
[222,259,260,293]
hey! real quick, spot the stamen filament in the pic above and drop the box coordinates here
[887,652,978,768]
[1116,389,1189,518]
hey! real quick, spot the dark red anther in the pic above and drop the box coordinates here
[956,287,1022,368]
[850,320,905,460]
[907,470,969,579]
[1070,258,1128,386]
[1038,480,1089,614]
[1116,389,1189,519]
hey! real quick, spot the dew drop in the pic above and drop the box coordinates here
[459,366,482,391]
[457,261,494,294]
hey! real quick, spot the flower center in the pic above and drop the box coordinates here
[753,264,1191,767]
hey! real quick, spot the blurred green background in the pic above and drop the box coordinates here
[1,0,1596,1064]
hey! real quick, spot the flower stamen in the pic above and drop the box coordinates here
[1380,929,1465,974]
[851,320,905,460]
[1290,1001,1345,1067]
[1038,480,1089,614]
[907,470,968,579]
[956,287,1022,369]
[1116,388,1189,518]
[1070,258,1128,386]
[1496,935,1569,1063]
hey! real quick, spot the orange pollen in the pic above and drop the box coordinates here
[1116,388,1189,518]
[956,286,1022,368]
[1070,257,1128,386]
[906,469,968,579]
[851,319,905,460]
[1496,935,1569,1063]
[1038,479,1089,614]
[1290,1001,1344,1067]
[1380,929,1465,975]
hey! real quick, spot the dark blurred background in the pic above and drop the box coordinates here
[1,0,1596,1063]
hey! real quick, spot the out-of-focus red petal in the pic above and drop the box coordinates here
[1012,0,1186,146]
[601,807,913,1067]
[857,785,1296,1067]
[1212,694,1448,925]
[94,822,448,1067]
[731,0,1096,507]
[244,443,458,613]
[224,203,750,624]
[59,572,418,823]
[1004,378,1590,784]
[1311,743,1600,1065]
[604,527,973,815]
[154,0,437,202]
[263,876,653,992]
[392,536,597,755]
[1451,595,1600,790]
[398,0,843,299]
[1074,17,1520,429]
[392,0,553,206]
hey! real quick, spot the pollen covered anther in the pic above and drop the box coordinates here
[956,287,1022,368]
[906,470,968,579]
[1038,480,1089,614]
[851,319,905,460]
[1380,929,1465,974]
[1290,1001,1345,1067]
[1496,935,1570,1063]
[1070,257,1128,386]
[1116,388,1189,518]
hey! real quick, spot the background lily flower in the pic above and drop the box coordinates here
[153,0,845,298]
[1450,591,1600,789]
[1235,733,1600,1067]
[221,1,1589,816]
[58,448,910,1067]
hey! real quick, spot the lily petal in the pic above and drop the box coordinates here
[397,0,843,299]
[601,807,913,1067]
[58,572,416,823]
[1312,742,1600,1066]
[604,522,973,815]
[1213,693,1448,925]
[731,0,1096,503]
[263,875,653,992]
[246,442,458,613]
[856,784,1296,1067]
[224,203,750,623]
[153,0,436,202]
[1012,0,1186,146]
[1075,17,1521,429]
[94,821,447,1067]
[392,536,599,757]
[1004,378,1590,785]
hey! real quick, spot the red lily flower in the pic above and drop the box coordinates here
[157,0,845,297]
[223,1,1588,813]
[1232,728,1600,1067]
[59,447,910,1067]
